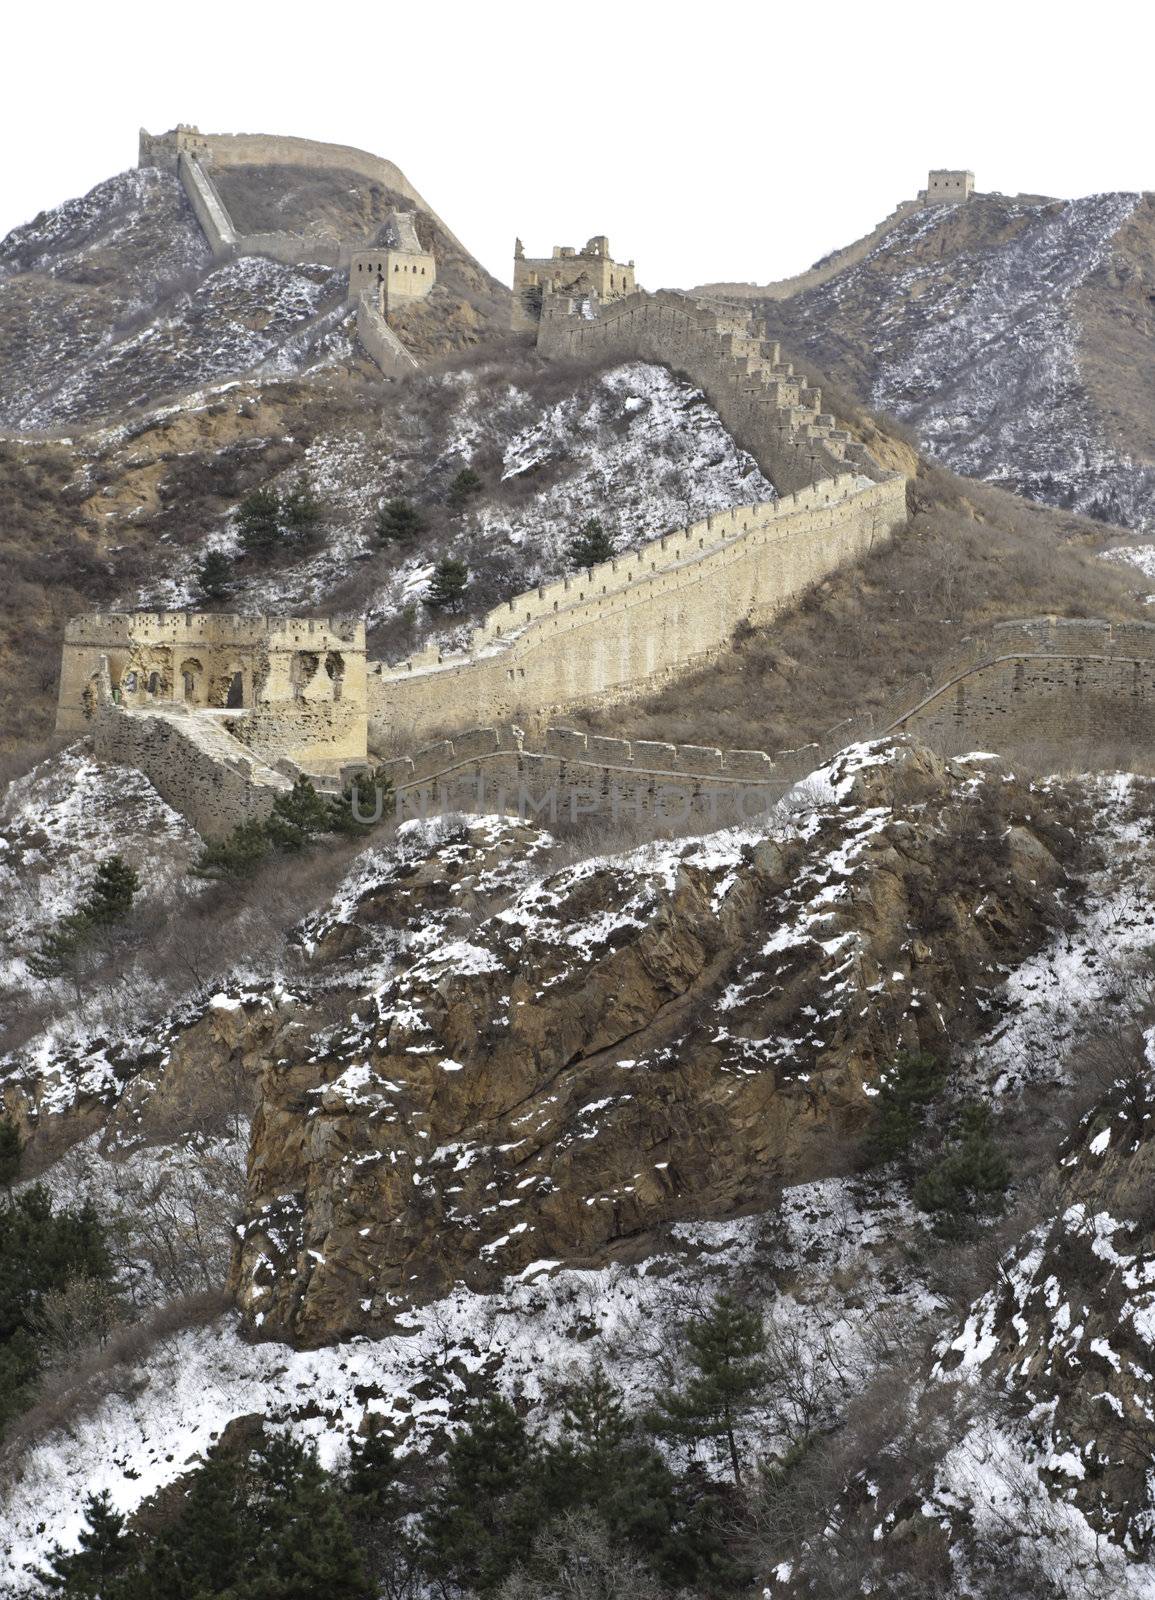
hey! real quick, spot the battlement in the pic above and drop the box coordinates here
[62,612,363,648]
[537,288,875,494]
[366,472,907,751]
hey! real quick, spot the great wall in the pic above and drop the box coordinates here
[53,138,1155,836]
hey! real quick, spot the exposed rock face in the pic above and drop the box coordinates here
[942,1037,1155,1553]
[230,741,1086,1344]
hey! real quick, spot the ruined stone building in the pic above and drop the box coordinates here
[512,235,637,330]
[56,615,367,836]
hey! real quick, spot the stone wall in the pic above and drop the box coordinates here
[355,294,421,376]
[372,725,802,827]
[537,290,880,494]
[93,701,291,838]
[177,154,237,258]
[368,475,907,751]
[138,127,468,257]
[885,617,1155,755]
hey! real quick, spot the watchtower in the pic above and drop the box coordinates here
[348,210,436,312]
[923,170,975,204]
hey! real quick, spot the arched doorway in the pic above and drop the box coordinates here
[180,657,205,704]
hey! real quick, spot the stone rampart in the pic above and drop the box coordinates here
[178,154,236,259]
[695,200,924,303]
[537,291,878,494]
[356,294,421,377]
[373,725,795,827]
[880,618,1155,756]
[368,474,907,751]
[93,701,292,838]
[139,127,468,258]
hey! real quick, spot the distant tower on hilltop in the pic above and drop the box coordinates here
[512,234,637,331]
[138,124,211,171]
[921,169,975,204]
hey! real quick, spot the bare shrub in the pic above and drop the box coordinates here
[497,1510,666,1600]
[0,1289,230,1470]
[31,1276,124,1368]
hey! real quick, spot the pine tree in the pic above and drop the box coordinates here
[423,1397,542,1592]
[189,818,272,880]
[343,1429,416,1600]
[236,487,283,563]
[0,1117,21,1189]
[375,498,427,546]
[37,1489,135,1596]
[326,772,394,835]
[29,856,139,978]
[447,466,483,511]
[345,1428,401,1515]
[84,857,139,926]
[544,1367,684,1577]
[131,1450,247,1600]
[28,920,85,981]
[265,776,332,852]
[283,473,323,549]
[425,556,469,612]
[196,549,234,602]
[567,516,615,569]
[241,1432,369,1600]
[126,1433,368,1600]
[650,1294,767,1485]
[863,1050,948,1168]
[913,1103,1011,1238]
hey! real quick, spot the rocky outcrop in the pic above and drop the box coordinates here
[230,740,1087,1344]
[941,1029,1155,1553]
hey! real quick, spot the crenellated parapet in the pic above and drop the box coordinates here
[367,474,908,750]
[536,289,880,494]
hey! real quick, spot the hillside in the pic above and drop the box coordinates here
[712,191,1155,532]
[5,740,1155,1596]
[0,158,508,433]
[8,133,1155,1600]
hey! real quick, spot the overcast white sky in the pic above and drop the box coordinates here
[2,0,1152,288]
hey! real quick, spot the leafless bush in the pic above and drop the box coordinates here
[30,1275,125,1370]
[0,1289,230,1471]
[497,1510,667,1600]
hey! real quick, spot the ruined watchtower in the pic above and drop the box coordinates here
[56,613,368,773]
[512,235,637,331]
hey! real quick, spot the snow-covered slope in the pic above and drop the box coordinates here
[134,359,774,655]
[762,191,1155,529]
[0,170,353,430]
[6,755,1151,1593]
[0,157,506,432]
